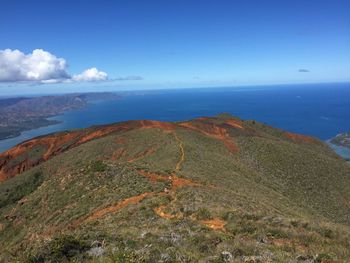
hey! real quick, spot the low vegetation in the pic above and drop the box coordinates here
[0,114,349,262]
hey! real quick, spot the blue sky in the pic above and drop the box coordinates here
[0,0,349,94]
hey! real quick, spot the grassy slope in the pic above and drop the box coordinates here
[0,115,349,262]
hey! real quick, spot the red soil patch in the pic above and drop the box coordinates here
[42,132,82,159]
[76,124,132,145]
[201,218,226,231]
[0,131,81,181]
[137,170,200,190]
[0,171,7,182]
[136,169,202,221]
[284,132,316,144]
[0,123,134,181]
[76,170,201,224]
[171,175,201,190]
[153,174,201,220]
[84,192,153,223]
[179,122,239,153]
[138,120,177,131]
[154,205,182,219]
[0,117,242,182]
[225,119,244,129]
[137,170,169,183]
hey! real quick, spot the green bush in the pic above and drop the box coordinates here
[27,235,89,262]
[318,228,334,239]
[196,208,212,220]
[0,171,43,208]
[89,160,107,172]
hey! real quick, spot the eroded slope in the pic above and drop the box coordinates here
[0,114,349,262]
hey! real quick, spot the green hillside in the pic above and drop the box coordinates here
[0,114,349,262]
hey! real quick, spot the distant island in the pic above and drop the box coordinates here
[0,92,120,140]
[330,132,350,149]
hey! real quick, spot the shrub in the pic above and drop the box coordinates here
[318,228,334,239]
[196,208,212,220]
[0,171,44,208]
[89,160,107,172]
[27,235,89,262]
[266,227,289,239]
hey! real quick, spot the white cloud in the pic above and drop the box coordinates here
[0,49,109,83]
[72,67,108,82]
[0,49,70,82]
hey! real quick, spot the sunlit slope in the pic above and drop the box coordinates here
[0,114,349,262]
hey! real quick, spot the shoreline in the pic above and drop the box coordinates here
[0,118,62,141]
[326,140,350,161]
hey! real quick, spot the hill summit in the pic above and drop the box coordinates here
[0,114,349,262]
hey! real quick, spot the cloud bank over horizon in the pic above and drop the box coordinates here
[0,49,108,83]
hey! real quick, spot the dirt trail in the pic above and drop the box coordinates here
[139,120,176,131]
[148,132,226,230]
[46,126,222,233]
[83,192,154,223]
[173,132,185,171]
[171,175,201,190]
[137,170,169,183]
[73,132,194,226]
[154,205,181,219]
[200,218,226,231]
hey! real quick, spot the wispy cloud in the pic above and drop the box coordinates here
[113,76,143,81]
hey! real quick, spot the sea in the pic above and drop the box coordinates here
[1,83,350,159]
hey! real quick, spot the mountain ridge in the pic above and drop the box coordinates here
[0,115,325,182]
[0,114,349,262]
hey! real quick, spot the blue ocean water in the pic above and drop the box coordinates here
[0,83,350,156]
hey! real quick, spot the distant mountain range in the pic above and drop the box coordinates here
[0,114,349,262]
[0,93,120,140]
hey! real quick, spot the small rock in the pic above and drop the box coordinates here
[87,246,104,257]
[296,254,313,261]
[243,256,263,263]
[160,253,171,262]
[221,251,233,262]
[257,235,269,243]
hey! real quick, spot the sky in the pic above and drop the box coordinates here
[0,0,349,95]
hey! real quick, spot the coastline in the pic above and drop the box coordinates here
[0,118,61,141]
[326,140,350,161]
